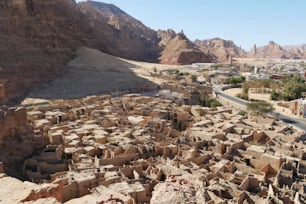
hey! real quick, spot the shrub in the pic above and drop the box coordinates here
[247,100,274,116]
[208,99,222,107]
[238,110,247,116]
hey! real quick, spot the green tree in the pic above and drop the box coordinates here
[270,89,280,100]
[281,75,306,101]
[230,76,246,85]
[230,77,239,85]
[247,100,274,116]
[208,99,222,107]
[241,76,246,81]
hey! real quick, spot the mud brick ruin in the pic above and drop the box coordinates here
[0,93,305,203]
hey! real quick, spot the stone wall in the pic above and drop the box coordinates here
[98,154,140,166]
[0,106,46,179]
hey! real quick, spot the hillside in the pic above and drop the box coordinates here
[77,1,161,62]
[26,47,159,100]
[0,0,212,104]
[0,0,84,104]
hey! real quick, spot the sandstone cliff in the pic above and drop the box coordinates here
[158,29,212,64]
[77,1,161,62]
[0,0,214,104]
[0,0,156,104]
[194,38,246,62]
[0,0,90,104]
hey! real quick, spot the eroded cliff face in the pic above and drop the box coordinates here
[0,0,88,104]
[78,1,161,62]
[0,0,214,104]
[195,38,246,62]
[158,30,212,64]
[0,0,159,104]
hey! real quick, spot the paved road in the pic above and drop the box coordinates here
[215,88,248,106]
[214,87,306,131]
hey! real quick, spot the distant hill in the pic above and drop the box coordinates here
[282,44,306,51]
[282,44,306,59]
[247,41,306,59]
[194,38,246,62]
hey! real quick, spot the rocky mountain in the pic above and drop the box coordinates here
[79,2,214,65]
[9,1,306,104]
[247,41,305,59]
[195,38,306,61]
[0,0,213,104]
[158,29,212,64]
[283,44,306,51]
[0,0,82,104]
[282,44,306,59]
[194,38,246,62]
[77,1,161,62]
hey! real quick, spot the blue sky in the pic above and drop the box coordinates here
[77,0,306,50]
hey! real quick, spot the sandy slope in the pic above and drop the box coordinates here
[25,47,184,101]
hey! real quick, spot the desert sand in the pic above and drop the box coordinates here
[24,47,195,102]
[223,88,242,97]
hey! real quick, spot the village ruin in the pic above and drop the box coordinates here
[0,86,305,203]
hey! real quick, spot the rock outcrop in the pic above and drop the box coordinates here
[0,174,61,203]
[194,38,246,62]
[151,173,206,204]
[158,30,212,64]
[0,0,89,104]
[0,0,159,104]
[77,1,161,62]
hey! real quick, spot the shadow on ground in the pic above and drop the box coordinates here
[26,47,157,100]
